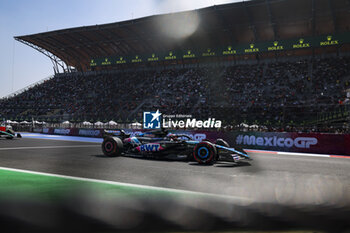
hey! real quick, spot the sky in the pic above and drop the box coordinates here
[0,0,243,98]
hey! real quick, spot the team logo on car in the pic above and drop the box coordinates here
[137,143,162,152]
[143,110,162,129]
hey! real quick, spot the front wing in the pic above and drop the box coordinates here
[215,144,252,162]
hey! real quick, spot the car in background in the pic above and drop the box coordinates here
[0,125,22,139]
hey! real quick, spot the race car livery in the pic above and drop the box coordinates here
[101,129,251,165]
[0,125,22,139]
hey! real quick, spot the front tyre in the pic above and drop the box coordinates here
[102,136,123,157]
[193,142,217,165]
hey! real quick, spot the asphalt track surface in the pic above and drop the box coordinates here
[1,136,350,232]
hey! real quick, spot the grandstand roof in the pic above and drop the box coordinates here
[15,0,350,72]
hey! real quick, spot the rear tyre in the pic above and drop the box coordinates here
[102,136,123,157]
[193,142,217,165]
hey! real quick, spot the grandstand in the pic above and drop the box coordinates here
[1,0,350,132]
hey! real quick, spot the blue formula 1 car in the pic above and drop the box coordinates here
[101,129,251,165]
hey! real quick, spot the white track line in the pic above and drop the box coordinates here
[246,149,350,159]
[0,145,98,150]
[0,166,250,202]
[21,135,102,143]
[277,151,330,158]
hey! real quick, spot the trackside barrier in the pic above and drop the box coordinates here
[33,128,43,133]
[225,132,350,156]
[38,128,350,156]
[41,128,104,138]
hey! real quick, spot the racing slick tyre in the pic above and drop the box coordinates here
[102,136,123,157]
[215,138,230,147]
[193,142,217,165]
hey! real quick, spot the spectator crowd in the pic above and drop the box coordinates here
[1,56,349,133]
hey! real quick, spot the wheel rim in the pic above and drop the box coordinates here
[105,141,114,152]
[197,147,209,159]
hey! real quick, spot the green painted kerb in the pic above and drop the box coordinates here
[0,169,182,201]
